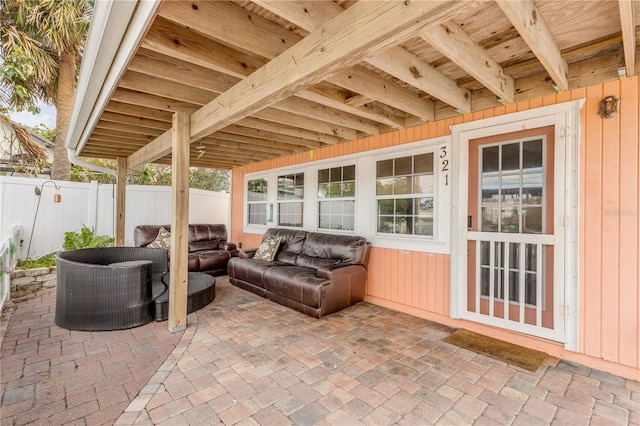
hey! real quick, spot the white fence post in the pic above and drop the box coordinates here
[0,224,20,311]
[87,180,99,232]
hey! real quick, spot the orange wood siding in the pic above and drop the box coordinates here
[230,77,640,380]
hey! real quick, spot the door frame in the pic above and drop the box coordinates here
[450,100,584,352]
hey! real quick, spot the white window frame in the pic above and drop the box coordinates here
[317,164,357,232]
[245,177,268,227]
[242,136,452,254]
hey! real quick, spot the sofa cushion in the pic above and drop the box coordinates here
[147,227,171,249]
[254,236,282,261]
[295,254,340,270]
[227,257,284,288]
[263,266,328,309]
[189,240,220,252]
[197,251,229,271]
[301,232,368,265]
[190,224,227,243]
[262,229,307,265]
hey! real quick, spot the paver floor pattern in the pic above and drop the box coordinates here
[1,289,182,425]
[1,276,639,425]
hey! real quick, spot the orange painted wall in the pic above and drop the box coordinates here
[230,77,640,380]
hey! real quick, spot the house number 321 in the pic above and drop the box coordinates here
[440,146,449,186]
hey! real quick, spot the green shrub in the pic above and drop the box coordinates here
[17,252,57,270]
[63,226,114,251]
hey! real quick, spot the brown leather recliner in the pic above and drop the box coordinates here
[227,228,370,318]
[134,224,237,276]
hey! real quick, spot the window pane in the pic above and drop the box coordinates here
[502,143,520,171]
[415,217,433,236]
[414,153,433,174]
[329,183,341,197]
[319,214,331,229]
[394,176,412,194]
[416,197,433,215]
[502,208,520,233]
[376,178,393,195]
[377,216,394,233]
[482,146,499,173]
[481,175,499,204]
[396,217,413,234]
[395,156,412,175]
[343,215,355,231]
[395,198,413,215]
[318,184,329,199]
[319,201,331,215]
[377,159,393,178]
[343,165,356,180]
[279,202,303,227]
[413,175,434,194]
[330,167,341,182]
[481,207,500,232]
[342,182,355,197]
[330,201,342,215]
[501,174,520,204]
[343,200,355,214]
[522,206,543,233]
[318,168,329,183]
[295,173,304,187]
[522,173,543,204]
[523,139,543,170]
[248,179,267,201]
[248,203,266,225]
[378,199,394,215]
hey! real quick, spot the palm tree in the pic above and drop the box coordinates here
[1,0,91,180]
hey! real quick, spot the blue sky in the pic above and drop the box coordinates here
[8,101,56,129]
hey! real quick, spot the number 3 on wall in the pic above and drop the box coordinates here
[440,145,449,186]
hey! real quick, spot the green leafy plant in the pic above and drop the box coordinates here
[16,252,56,269]
[63,226,114,251]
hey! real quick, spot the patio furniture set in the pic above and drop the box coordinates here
[54,225,370,330]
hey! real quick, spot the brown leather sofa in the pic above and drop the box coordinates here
[134,224,237,276]
[227,228,370,318]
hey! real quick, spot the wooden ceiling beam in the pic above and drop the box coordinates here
[92,128,157,142]
[111,89,199,113]
[142,17,265,79]
[118,71,215,106]
[221,124,322,149]
[257,0,469,113]
[275,97,381,135]
[618,0,636,76]
[421,20,515,104]
[100,111,171,131]
[157,0,300,59]
[235,117,341,145]
[212,133,305,154]
[366,46,471,112]
[128,48,239,93]
[328,67,435,121]
[495,0,569,91]
[95,121,166,137]
[104,101,173,122]
[253,109,356,140]
[201,137,297,156]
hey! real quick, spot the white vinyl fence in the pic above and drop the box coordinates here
[0,176,231,260]
[0,224,19,311]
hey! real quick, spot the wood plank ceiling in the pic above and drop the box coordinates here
[79,0,640,170]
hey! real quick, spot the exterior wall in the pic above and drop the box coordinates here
[230,77,640,380]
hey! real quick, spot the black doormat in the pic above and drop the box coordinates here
[443,329,551,371]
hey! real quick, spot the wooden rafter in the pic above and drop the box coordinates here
[420,20,515,104]
[496,0,569,91]
[618,0,636,76]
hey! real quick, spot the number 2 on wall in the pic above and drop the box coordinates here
[440,146,449,186]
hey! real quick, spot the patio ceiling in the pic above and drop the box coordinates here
[69,0,639,171]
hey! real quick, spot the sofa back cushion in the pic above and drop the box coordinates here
[190,224,227,243]
[300,232,369,266]
[262,228,307,265]
[188,240,220,252]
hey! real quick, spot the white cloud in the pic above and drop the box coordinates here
[8,101,56,129]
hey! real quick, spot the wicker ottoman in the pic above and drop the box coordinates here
[153,272,216,321]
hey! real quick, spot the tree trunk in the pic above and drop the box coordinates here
[51,51,75,181]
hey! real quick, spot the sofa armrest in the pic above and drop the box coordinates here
[316,263,356,279]
[238,249,257,259]
[315,263,368,316]
[219,241,237,251]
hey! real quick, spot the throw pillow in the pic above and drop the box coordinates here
[253,236,282,261]
[147,227,171,249]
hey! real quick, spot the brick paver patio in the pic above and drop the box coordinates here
[2,277,639,425]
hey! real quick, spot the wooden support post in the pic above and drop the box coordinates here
[115,157,127,247]
[168,112,190,333]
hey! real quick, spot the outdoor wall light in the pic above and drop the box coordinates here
[598,96,620,119]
